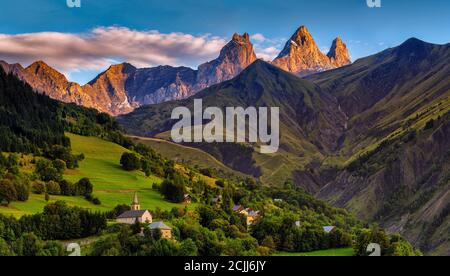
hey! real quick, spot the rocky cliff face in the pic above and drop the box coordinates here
[327,37,351,67]
[125,65,198,105]
[272,26,351,76]
[83,63,136,114]
[196,33,257,88]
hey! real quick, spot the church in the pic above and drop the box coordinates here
[116,192,153,224]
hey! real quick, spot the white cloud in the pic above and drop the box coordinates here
[251,33,266,42]
[255,46,280,61]
[0,27,227,74]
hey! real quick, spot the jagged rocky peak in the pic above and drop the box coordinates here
[327,37,351,67]
[25,60,68,81]
[196,32,257,87]
[272,26,332,76]
[272,25,351,76]
[232,32,251,43]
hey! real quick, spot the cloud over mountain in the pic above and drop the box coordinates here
[0,27,227,74]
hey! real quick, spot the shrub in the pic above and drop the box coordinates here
[120,152,141,171]
[46,181,61,195]
[32,181,46,195]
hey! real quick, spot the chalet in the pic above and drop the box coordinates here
[116,192,152,224]
[148,221,173,239]
[233,205,261,226]
[183,194,192,204]
[323,226,336,233]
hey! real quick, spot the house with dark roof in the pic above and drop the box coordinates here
[148,221,172,239]
[116,192,152,224]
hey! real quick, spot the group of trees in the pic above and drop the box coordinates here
[0,154,30,205]
[120,144,175,179]
[252,213,352,253]
[0,201,107,256]
[158,173,187,203]
[354,227,422,256]
[0,175,30,205]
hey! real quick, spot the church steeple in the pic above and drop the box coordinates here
[131,192,140,211]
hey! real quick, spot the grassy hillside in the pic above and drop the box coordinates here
[64,133,185,211]
[128,136,246,179]
[0,133,185,217]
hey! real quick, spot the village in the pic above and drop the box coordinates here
[116,193,336,239]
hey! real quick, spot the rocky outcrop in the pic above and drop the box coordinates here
[196,33,257,88]
[272,26,351,76]
[327,37,351,67]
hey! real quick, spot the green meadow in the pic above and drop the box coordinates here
[0,133,186,217]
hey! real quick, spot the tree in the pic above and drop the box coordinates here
[52,159,66,174]
[59,180,77,196]
[32,181,46,195]
[179,238,198,256]
[0,238,15,256]
[13,233,44,256]
[160,177,186,203]
[46,181,61,195]
[35,159,62,182]
[13,179,30,202]
[0,179,17,205]
[77,178,93,196]
[120,152,141,171]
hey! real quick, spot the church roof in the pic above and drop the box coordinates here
[117,210,149,219]
[148,221,172,230]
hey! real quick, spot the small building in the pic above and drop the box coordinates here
[233,205,261,226]
[116,192,152,224]
[274,199,284,203]
[212,195,222,205]
[295,221,301,227]
[148,221,172,239]
[323,226,336,233]
[183,194,192,204]
[233,205,245,213]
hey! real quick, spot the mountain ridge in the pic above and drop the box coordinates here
[0,26,351,115]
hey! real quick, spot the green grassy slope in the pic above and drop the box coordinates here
[128,136,246,179]
[0,133,184,217]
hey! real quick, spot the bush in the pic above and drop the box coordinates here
[52,159,66,174]
[160,175,186,203]
[46,181,61,195]
[32,181,46,195]
[77,178,93,196]
[120,153,141,171]
[13,180,30,202]
[0,179,17,205]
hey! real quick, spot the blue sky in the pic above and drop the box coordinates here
[0,0,449,84]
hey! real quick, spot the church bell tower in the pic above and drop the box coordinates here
[131,192,140,211]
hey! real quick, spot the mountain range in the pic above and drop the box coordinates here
[0,26,350,115]
[117,38,450,255]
